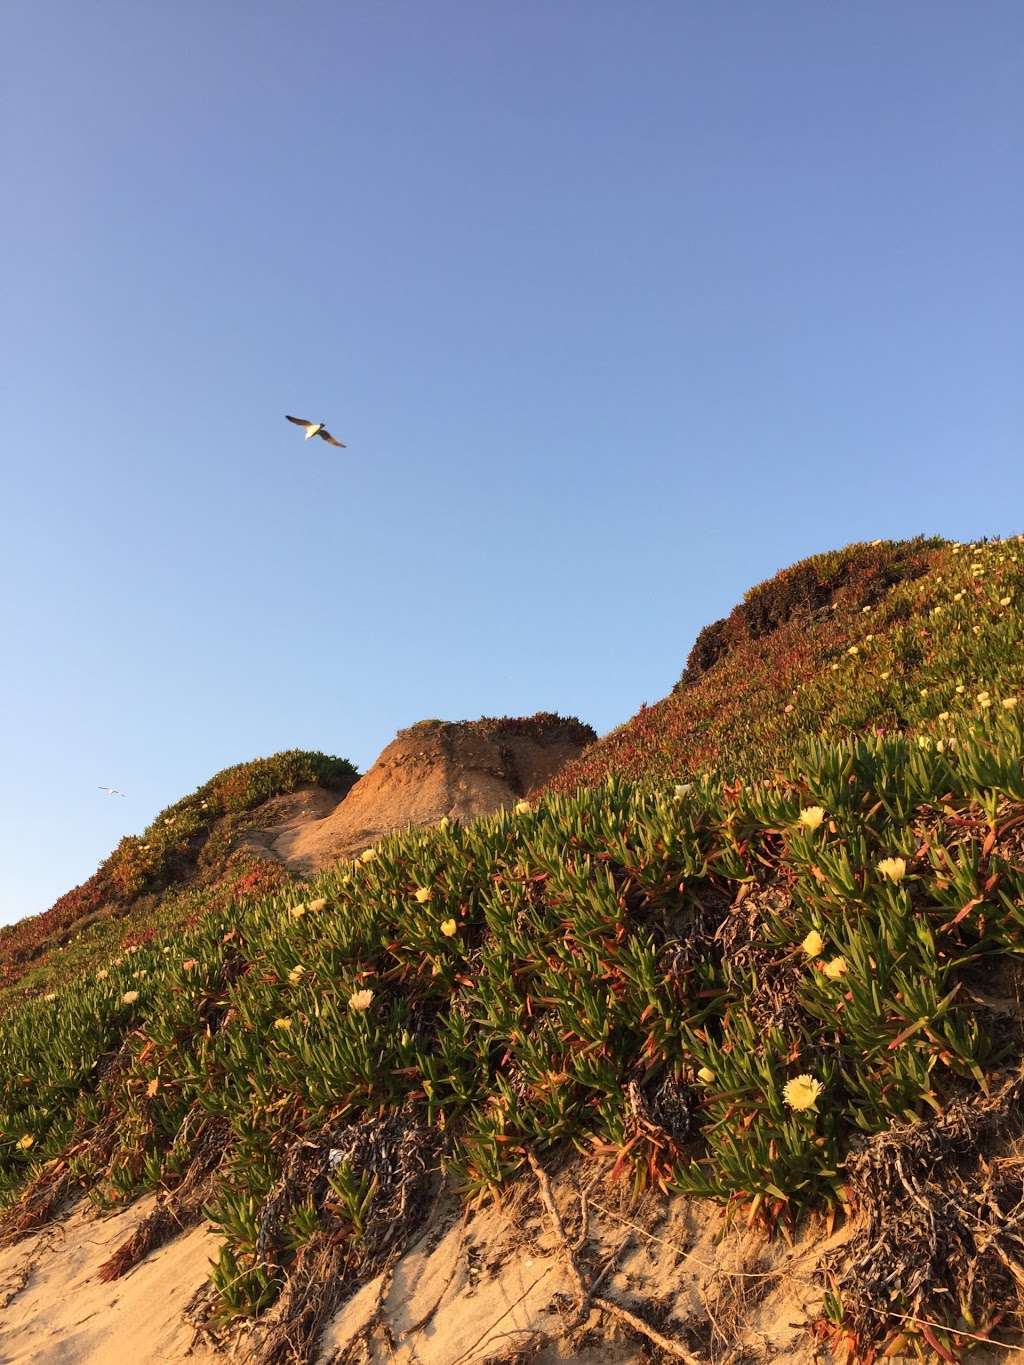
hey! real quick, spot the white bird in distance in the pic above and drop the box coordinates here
[286,415,346,447]
[98,787,127,798]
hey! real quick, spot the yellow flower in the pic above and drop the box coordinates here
[978,691,992,708]
[96,969,109,980]
[146,1078,160,1098]
[801,930,824,958]
[674,783,693,798]
[935,740,946,753]
[43,992,56,1002]
[880,670,891,680]
[514,800,532,815]
[920,688,929,698]
[847,646,859,656]
[440,918,458,938]
[877,856,907,883]
[822,957,847,979]
[1003,697,1019,711]
[307,897,327,913]
[359,847,377,863]
[273,1017,292,1031]
[122,990,139,1004]
[956,684,965,694]
[1001,595,1012,606]
[16,1134,35,1150]
[938,711,949,722]
[348,988,374,1012]
[917,735,932,750]
[954,590,965,601]
[783,1075,823,1112]
[438,816,450,830]
[289,902,307,919]
[288,965,305,984]
[798,806,825,832]
[414,887,433,903]
[697,1067,716,1085]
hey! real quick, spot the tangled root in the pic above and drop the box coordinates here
[829,1068,1024,1351]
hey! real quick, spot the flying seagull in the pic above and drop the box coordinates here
[98,786,127,798]
[286,415,346,447]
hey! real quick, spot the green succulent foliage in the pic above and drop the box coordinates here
[0,535,1022,1335]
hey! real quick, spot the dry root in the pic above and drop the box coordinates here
[527,1150,705,1364]
[95,1116,228,1282]
[829,1068,1024,1352]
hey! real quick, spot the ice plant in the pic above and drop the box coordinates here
[273,1017,292,1031]
[307,898,327,913]
[288,966,305,984]
[122,990,139,1004]
[697,1067,716,1084]
[823,957,848,979]
[414,887,432,903]
[289,903,307,920]
[877,856,907,883]
[16,1134,34,1150]
[783,1075,823,1111]
[1003,697,1018,710]
[441,918,458,938]
[360,847,377,863]
[348,988,374,1011]
[801,929,824,958]
[514,800,532,815]
[798,806,825,832]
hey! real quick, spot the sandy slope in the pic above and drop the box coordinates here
[0,1196,219,1365]
[274,719,591,874]
[0,1165,843,1365]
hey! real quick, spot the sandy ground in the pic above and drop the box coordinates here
[0,1163,845,1365]
[0,1196,220,1365]
[320,1175,837,1365]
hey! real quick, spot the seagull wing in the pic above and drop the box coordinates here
[286,415,314,428]
[318,429,346,447]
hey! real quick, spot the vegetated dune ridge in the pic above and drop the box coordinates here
[0,714,592,1011]
[1,535,1023,1365]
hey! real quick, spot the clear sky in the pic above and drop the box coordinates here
[1,2,1021,925]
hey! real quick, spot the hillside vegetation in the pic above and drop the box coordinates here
[1,536,1023,1361]
[0,751,357,1002]
[549,536,1021,792]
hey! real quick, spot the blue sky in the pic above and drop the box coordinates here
[1,2,1021,924]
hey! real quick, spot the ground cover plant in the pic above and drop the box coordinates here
[0,536,1022,1360]
[0,750,356,997]
[549,535,1023,793]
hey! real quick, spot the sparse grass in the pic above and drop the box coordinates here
[1,536,1023,1359]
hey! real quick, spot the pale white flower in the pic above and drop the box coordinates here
[348,988,375,1012]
